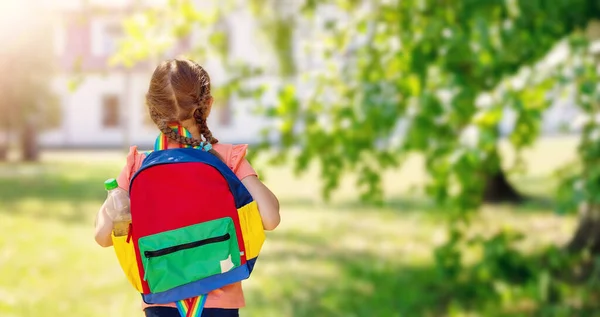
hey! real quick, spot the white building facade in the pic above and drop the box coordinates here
[41,0,272,149]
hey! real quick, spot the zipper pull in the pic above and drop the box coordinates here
[126,223,133,243]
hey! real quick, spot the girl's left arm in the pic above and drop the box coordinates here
[242,176,280,231]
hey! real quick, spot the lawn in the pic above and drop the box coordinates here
[0,137,581,317]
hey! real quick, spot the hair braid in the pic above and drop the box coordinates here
[193,106,218,144]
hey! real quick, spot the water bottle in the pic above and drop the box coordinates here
[104,178,131,237]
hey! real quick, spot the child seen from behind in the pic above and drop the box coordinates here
[94,59,281,317]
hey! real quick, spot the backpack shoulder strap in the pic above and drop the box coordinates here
[130,148,253,209]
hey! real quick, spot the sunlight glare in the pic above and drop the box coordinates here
[0,2,30,42]
[0,1,51,56]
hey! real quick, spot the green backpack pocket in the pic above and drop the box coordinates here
[138,217,241,293]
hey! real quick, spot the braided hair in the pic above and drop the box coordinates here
[146,59,222,160]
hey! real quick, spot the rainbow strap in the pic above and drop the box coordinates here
[153,125,209,317]
[176,295,207,317]
[154,125,202,151]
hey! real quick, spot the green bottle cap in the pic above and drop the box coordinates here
[104,178,118,191]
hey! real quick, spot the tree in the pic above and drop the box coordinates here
[555,22,600,254]
[268,0,600,268]
[0,2,58,162]
[262,0,600,209]
[113,2,600,312]
[116,0,600,276]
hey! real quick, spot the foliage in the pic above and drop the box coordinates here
[113,1,600,209]
[112,0,600,313]
[255,0,599,210]
[555,35,600,216]
[110,0,265,112]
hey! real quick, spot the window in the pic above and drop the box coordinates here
[103,24,123,55]
[91,20,123,56]
[102,95,120,128]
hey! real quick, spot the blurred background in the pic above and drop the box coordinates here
[2,0,600,316]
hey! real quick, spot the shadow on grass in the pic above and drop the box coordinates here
[250,231,600,317]
[278,194,558,218]
[276,173,560,216]
[514,196,556,211]
[0,163,560,226]
[252,230,480,316]
[0,162,117,223]
[277,196,442,214]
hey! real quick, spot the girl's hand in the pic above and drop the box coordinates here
[241,176,280,231]
[94,200,114,247]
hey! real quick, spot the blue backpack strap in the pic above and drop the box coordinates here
[130,148,253,209]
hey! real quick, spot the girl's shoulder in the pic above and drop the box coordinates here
[126,144,250,165]
[212,143,250,168]
[212,144,255,178]
[121,143,255,185]
[213,144,257,180]
[129,142,252,166]
[117,146,146,191]
[127,146,148,165]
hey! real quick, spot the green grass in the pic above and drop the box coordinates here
[0,138,582,316]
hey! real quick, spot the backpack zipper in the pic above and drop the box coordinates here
[143,233,231,258]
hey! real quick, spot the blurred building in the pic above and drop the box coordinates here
[39,0,590,149]
[40,0,271,149]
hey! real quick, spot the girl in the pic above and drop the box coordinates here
[94,59,281,317]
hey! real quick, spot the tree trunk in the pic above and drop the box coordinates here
[567,204,600,254]
[20,120,39,162]
[482,169,524,203]
[560,204,600,283]
[0,128,8,161]
[482,150,525,204]
[0,144,6,161]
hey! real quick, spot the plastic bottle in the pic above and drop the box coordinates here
[104,178,131,237]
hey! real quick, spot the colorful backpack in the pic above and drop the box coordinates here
[111,127,266,317]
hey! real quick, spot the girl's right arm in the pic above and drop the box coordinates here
[94,201,114,247]
[242,176,280,231]
[94,147,142,248]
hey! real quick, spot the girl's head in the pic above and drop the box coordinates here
[146,59,217,147]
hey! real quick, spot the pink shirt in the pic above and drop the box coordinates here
[116,143,258,310]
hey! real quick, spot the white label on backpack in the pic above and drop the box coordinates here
[220,255,234,273]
